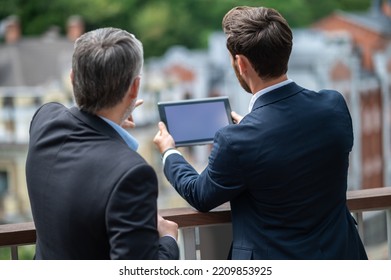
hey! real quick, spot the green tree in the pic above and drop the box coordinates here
[1,0,372,57]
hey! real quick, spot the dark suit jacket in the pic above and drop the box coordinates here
[26,103,179,260]
[164,82,367,260]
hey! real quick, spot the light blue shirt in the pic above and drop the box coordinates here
[99,116,139,151]
[248,79,293,112]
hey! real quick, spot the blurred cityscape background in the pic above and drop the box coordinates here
[1,0,390,258]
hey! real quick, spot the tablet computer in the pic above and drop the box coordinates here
[157,96,233,147]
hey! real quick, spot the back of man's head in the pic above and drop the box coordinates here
[72,27,143,114]
[222,6,293,80]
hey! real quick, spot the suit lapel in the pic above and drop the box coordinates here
[69,106,126,145]
[252,82,304,111]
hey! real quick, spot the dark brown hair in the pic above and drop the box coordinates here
[222,6,293,80]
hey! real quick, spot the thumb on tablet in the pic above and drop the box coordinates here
[158,121,168,134]
[154,122,175,153]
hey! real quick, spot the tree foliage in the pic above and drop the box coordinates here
[1,0,372,57]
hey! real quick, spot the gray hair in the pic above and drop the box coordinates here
[72,27,143,113]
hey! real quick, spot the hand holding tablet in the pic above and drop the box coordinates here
[157,97,233,147]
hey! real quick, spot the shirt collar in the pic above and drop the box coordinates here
[248,79,293,112]
[99,116,139,151]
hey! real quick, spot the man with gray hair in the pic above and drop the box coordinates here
[26,27,179,260]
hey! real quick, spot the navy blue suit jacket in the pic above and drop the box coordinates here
[164,82,367,259]
[26,103,179,260]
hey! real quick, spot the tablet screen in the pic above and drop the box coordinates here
[158,97,233,146]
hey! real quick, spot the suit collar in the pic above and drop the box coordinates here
[251,82,303,111]
[69,106,126,145]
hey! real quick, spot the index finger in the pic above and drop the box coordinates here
[135,99,144,108]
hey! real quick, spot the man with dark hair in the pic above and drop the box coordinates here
[26,27,179,260]
[154,7,367,260]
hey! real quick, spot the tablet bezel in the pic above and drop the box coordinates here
[157,96,233,147]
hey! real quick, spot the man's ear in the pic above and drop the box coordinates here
[235,54,249,75]
[70,69,74,83]
[129,76,140,100]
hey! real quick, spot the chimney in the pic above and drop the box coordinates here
[4,15,21,44]
[66,15,85,42]
[382,0,391,17]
